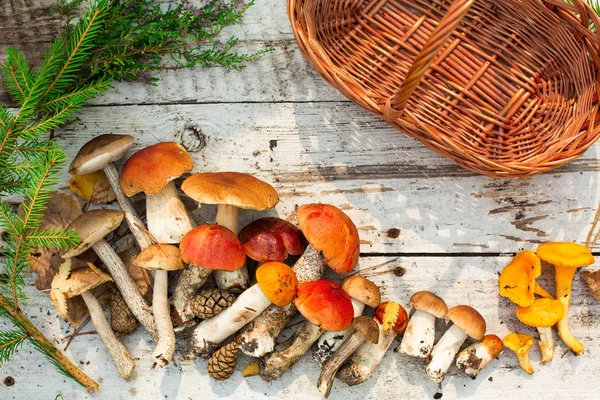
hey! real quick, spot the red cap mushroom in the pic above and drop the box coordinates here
[239,217,307,262]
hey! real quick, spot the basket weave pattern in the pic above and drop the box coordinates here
[288,0,600,177]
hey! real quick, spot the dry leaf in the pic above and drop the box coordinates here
[582,270,600,302]
[66,296,87,328]
[69,171,116,203]
[119,247,150,296]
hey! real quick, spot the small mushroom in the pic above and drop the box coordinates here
[259,280,355,381]
[503,332,535,374]
[455,334,503,378]
[337,301,408,387]
[537,242,594,355]
[120,142,195,244]
[238,204,359,357]
[62,210,158,341]
[317,316,379,397]
[50,260,134,378]
[133,244,184,369]
[516,297,564,364]
[239,217,307,263]
[397,291,448,358]
[425,305,486,384]
[192,261,297,356]
[314,275,381,366]
[69,134,153,249]
[181,172,279,293]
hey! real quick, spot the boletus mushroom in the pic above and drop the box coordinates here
[181,172,279,292]
[238,204,359,357]
[259,279,354,381]
[536,242,594,355]
[62,209,158,341]
[516,297,564,363]
[133,244,184,368]
[239,217,307,264]
[425,305,486,384]
[397,291,448,358]
[192,261,298,356]
[50,260,135,379]
[455,334,503,378]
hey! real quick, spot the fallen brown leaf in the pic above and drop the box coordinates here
[582,270,600,302]
[69,171,116,204]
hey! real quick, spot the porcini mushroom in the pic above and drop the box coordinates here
[192,261,298,356]
[397,291,448,358]
[180,172,279,292]
[50,260,135,378]
[238,217,307,263]
[133,244,184,368]
[455,334,503,378]
[425,305,486,384]
[503,332,535,374]
[69,134,153,249]
[499,250,550,307]
[516,297,564,363]
[317,316,379,397]
[238,203,359,357]
[259,279,354,381]
[337,301,408,386]
[120,142,195,244]
[172,224,246,329]
[62,209,158,341]
[537,242,594,355]
[314,274,381,366]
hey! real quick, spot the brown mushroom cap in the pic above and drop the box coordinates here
[69,134,134,175]
[447,305,486,340]
[410,291,448,319]
[179,224,246,271]
[352,315,379,344]
[181,172,279,210]
[341,275,381,308]
[120,142,193,196]
[239,217,307,262]
[62,209,124,258]
[133,244,185,271]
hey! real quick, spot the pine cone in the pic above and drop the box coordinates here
[207,342,239,380]
[109,285,138,335]
[191,288,235,319]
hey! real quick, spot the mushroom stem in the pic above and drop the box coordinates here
[534,282,553,300]
[314,298,365,366]
[104,163,153,250]
[455,335,503,378]
[337,322,396,386]
[398,310,436,358]
[151,270,175,369]
[538,327,554,364]
[259,321,324,382]
[146,181,195,244]
[318,330,366,398]
[238,245,326,357]
[425,324,468,384]
[192,283,271,356]
[555,266,584,355]
[80,291,135,379]
[171,266,213,329]
[92,239,158,341]
[213,204,249,293]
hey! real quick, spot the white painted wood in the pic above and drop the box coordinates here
[1,256,599,399]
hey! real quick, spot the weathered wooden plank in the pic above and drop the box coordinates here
[1,256,598,399]
[25,101,600,254]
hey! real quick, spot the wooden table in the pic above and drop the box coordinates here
[1,1,600,399]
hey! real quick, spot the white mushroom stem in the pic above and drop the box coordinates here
[151,270,174,369]
[171,266,213,329]
[397,310,436,358]
[238,245,326,357]
[146,181,195,244]
[104,163,153,249]
[92,239,158,341]
[455,340,495,377]
[318,329,368,398]
[538,327,554,364]
[425,324,468,384]
[192,283,271,356]
[213,204,249,293]
[259,321,324,382]
[314,298,365,366]
[337,321,398,386]
[80,291,135,379]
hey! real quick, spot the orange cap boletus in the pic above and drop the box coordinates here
[295,280,354,332]
[239,217,307,262]
[256,262,298,306]
[179,224,246,271]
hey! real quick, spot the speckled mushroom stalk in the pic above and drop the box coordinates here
[337,302,408,387]
[456,334,503,377]
[192,262,297,356]
[238,204,360,358]
[63,210,158,341]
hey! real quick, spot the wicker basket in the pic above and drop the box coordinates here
[288,0,600,177]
